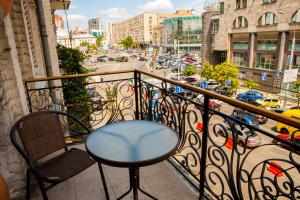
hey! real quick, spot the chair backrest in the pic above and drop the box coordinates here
[12,111,66,162]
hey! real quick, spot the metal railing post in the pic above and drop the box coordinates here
[137,71,144,120]
[134,71,140,120]
[199,94,210,199]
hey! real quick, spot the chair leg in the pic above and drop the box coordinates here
[36,178,48,200]
[98,162,110,200]
[26,170,31,200]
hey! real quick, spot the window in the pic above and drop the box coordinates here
[263,0,277,4]
[256,53,276,70]
[220,2,224,14]
[233,16,248,28]
[292,10,300,23]
[258,12,278,26]
[233,42,249,50]
[257,40,277,51]
[284,55,300,73]
[236,0,247,9]
[233,52,248,67]
[212,20,219,33]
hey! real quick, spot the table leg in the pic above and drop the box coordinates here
[117,167,158,200]
[98,162,110,200]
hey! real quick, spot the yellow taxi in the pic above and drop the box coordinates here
[258,96,281,108]
[277,109,300,134]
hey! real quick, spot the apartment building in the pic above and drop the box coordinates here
[202,0,300,93]
[88,17,103,37]
[111,10,194,45]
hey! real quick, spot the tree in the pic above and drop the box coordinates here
[56,44,91,129]
[293,79,300,107]
[245,79,260,90]
[121,36,133,48]
[200,62,214,80]
[96,34,105,48]
[182,65,197,76]
[213,61,240,91]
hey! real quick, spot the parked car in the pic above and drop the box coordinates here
[130,55,138,59]
[237,98,262,106]
[231,114,260,129]
[97,58,106,62]
[206,81,220,90]
[277,109,300,134]
[215,120,261,148]
[215,86,236,96]
[232,106,268,124]
[108,57,115,61]
[185,77,199,86]
[257,96,281,108]
[272,133,300,154]
[236,90,263,101]
[138,56,147,61]
[169,74,185,81]
[115,56,128,62]
[195,94,223,111]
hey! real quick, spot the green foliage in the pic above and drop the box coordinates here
[200,62,214,80]
[213,61,239,85]
[293,79,300,107]
[80,41,89,47]
[182,65,197,76]
[245,79,260,90]
[96,34,105,47]
[120,36,133,48]
[56,44,91,128]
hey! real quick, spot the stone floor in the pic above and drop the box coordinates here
[31,160,198,200]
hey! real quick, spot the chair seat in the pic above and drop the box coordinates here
[37,148,95,183]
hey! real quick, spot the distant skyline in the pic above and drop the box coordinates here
[56,0,208,29]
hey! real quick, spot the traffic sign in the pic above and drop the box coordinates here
[200,82,207,89]
[175,86,183,93]
[261,72,267,81]
[225,80,231,87]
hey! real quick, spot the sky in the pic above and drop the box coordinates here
[56,0,210,29]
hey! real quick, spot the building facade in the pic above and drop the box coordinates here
[0,0,65,199]
[111,10,194,45]
[54,14,64,29]
[57,32,97,48]
[202,0,300,93]
[88,17,103,38]
[163,15,202,55]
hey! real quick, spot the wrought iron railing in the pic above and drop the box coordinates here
[24,70,300,200]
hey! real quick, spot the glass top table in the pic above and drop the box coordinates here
[85,120,180,200]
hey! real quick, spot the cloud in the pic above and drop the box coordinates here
[67,14,87,21]
[185,0,206,14]
[138,0,174,12]
[69,4,78,9]
[99,7,131,21]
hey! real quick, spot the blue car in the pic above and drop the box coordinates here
[236,90,263,101]
[229,114,260,129]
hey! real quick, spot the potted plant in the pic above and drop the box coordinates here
[0,164,10,200]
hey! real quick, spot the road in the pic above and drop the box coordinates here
[84,57,300,198]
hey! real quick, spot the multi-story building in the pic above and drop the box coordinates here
[163,15,202,55]
[54,14,64,29]
[111,10,194,45]
[88,17,103,37]
[202,0,300,93]
[57,32,97,48]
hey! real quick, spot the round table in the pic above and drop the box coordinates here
[85,120,180,200]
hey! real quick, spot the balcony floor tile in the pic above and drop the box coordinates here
[31,148,197,200]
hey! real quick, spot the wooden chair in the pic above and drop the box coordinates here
[10,111,109,200]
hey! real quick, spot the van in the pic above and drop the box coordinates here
[277,109,300,134]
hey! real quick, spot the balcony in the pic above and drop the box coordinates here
[25,70,300,199]
[50,0,70,10]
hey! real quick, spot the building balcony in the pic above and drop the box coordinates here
[50,0,70,10]
[24,70,300,199]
